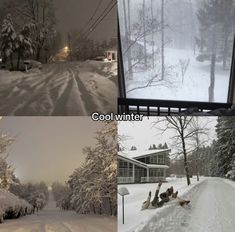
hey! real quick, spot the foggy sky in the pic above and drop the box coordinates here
[54,0,117,43]
[118,117,217,155]
[0,117,104,186]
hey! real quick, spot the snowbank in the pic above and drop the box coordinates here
[222,178,235,189]
[118,177,206,232]
[0,189,33,223]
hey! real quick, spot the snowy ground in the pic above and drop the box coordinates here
[126,47,230,103]
[0,191,117,232]
[0,61,117,116]
[118,177,235,232]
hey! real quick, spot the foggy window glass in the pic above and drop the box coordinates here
[118,0,235,103]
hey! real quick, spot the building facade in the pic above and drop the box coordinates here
[118,149,170,184]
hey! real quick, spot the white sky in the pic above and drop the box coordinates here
[118,117,218,155]
[0,117,104,185]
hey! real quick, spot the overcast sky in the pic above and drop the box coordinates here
[54,0,117,43]
[118,117,217,155]
[0,117,104,186]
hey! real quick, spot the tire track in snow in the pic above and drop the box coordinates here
[0,63,71,115]
[71,68,98,115]
[0,66,62,115]
[51,68,86,115]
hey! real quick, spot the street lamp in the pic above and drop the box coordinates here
[118,187,130,225]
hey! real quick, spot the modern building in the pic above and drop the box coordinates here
[118,149,170,184]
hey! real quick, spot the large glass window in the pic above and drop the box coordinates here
[118,0,235,103]
[150,154,165,164]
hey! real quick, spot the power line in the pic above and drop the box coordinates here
[79,0,104,35]
[83,0,117,38]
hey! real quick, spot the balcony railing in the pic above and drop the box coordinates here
[118,177,134,184]
[141,177,164,183]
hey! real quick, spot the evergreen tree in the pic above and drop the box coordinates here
[163,142,168,149]
[15,23,35,70]
[130,145,137,150]
[212,117,235,177]
[0,14,16,69]
[197,0,235,101]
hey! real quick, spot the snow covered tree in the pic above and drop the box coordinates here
[2,0,56,63]
[10,182,48,211]
[0,157,14,189]
[0,134,14,154]
[68,122,117,216]
[0,126,15,190]
[51,182,72,210]
[15,23,35,70]
[211,117,235,177]
[0,14,16,69]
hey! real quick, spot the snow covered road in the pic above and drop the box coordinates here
[0,191,117,232]
[0,211,117,232]
[0,61,117,116]
[118,177,235,232]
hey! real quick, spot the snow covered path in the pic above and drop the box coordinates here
[0,191,117,232]
[118,177,235,232]
[0,61,117,116]
[187,178,235,232]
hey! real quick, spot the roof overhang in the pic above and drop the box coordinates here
[118,154,169,169]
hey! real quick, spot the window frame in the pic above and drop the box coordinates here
[117,14,235,116]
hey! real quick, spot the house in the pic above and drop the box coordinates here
[105,47,117,62]
[118,149,170,184]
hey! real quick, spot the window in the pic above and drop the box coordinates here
[119,160,128,168]
[157,154,164,164]
[118,160,133,177]
[118,0,235,104]
[150,169,164,177]
[150,154,165,164]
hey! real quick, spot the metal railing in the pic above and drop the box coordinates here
[118,98,233,116]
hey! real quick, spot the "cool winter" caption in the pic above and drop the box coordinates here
[91,113,144,121]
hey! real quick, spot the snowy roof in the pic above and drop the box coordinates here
[118,153,169,169]
[105,46,117,52]
[118,149,171,159]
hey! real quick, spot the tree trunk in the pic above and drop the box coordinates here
[223,30,229,69]
[10,54,14,70]
[151,0,155,68]
[143,0,147,69]
[123,0,133,79]
[180,128,191,185]
[17,51,21,71]
[161,0,165,80]
[99,203,102,215]
[209,54,216,102]
[196,131,200,181]
[209,0,218,102]
[36,46,41,61]
[108,197,113,216]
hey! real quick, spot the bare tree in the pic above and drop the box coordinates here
[153,116,210,185]
[187,118,211,181]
